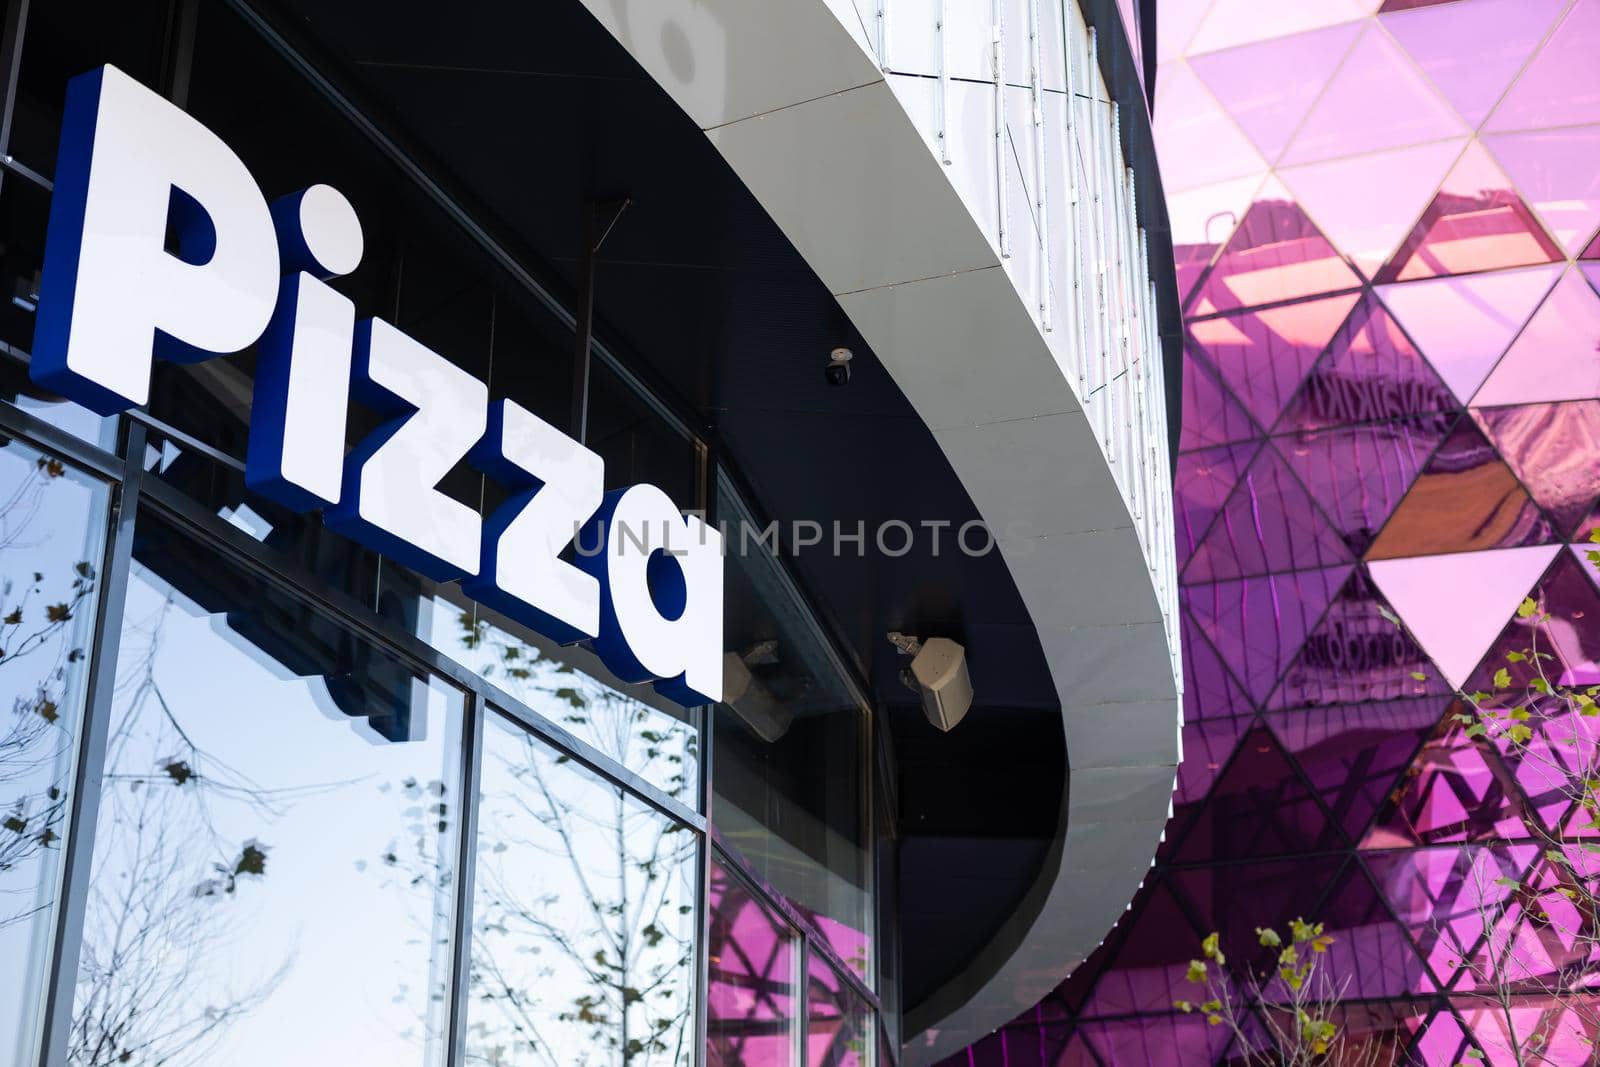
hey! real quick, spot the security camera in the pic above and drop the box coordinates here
[825,347,853,387]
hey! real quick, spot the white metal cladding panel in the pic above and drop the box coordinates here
[577,0,1182,1058]
[880,2,1177,664]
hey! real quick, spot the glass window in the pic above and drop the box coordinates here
[464,707,698,1066]
[804,954,872,1067]
[0,438,109,1067]
[713,475,870,979]
[430,585,699,805]
[708,858,800,1067]
[72,509,465,1067]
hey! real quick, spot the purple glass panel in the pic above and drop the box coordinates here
[1381,0,1566,128]
[1265,701,1439,843]
[1174,716,1253,811]
[1180,611,1254,722]
[1274,293,1457,435]
[1187,293,1360,430]
[1189,177,1362,316]
[1080,880,1214,1018]
[804,954,869,1067]
[1279,25,1463,167]
[1381,140,1562,283]
[1175,442,1261,563]
[1377,264,1563,405]
[1364,415,1555,560]
[1186,22,1362,163]
[1483,0,1600,133]
[1361,705,1530,848]
[1173,724,1340,862]
[1169,858,1346,964]
[1265,568,1448,709]
[1475,401,1600,537]
[708,861,799,1067]
[1187,565,1353,704]
[1273,418,1448,558]
[1485,127,1600,255]
[1280,138,1465,280]
[1151,59,1266,192]
[1410,1009,1483,1067]
[1315,861,1437,997]
[1181,445,1354,584]
[1180,348,1262,452]
[1474,267,1600,407]
[1364,846,1537,989]
[1367,544,1561,698]
[1079,1015,1234,1067]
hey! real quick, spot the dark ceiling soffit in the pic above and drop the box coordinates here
[1079,0,1183,471]
[228,0,883,708]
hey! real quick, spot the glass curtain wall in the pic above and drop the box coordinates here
[0,0,886,1064]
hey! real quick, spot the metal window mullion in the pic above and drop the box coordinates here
[936,0,950,165]
[444,692,485,1067]
[39,420,146,1067]
[1063,12,1088,400]
[992,0,1009,258]
[1027,0,1050,329]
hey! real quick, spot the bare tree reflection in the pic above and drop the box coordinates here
[448,614,698,1067]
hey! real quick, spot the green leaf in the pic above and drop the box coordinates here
[1201,932,1224,964]
[1255,926,1281,948]
[1493,668,1512,690]
[1185,960,1207,984]
[1517,597,1538,619]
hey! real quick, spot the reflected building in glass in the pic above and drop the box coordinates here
[952,0,1600,1063]
[0,1,1180,1066]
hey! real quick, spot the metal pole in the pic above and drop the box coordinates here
[569,198,630,445]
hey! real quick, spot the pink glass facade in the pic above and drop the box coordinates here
[948,0,1600,1062]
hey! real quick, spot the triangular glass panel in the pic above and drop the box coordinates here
[1366,544,1561,687]
[1280,24,1465,167]
[1377,263,1563,404]
[1365,844,1538,987]
[1406,1006,1489,1066]
[1174,723,1342,862]
[1474,401,1600,537]
[1585,230,1600,260]
[1169,856,1346,965]
[1364,417,1556,564]
[1274,293,1458,434]
[1485,126,1600,256]
[1266,699,1441,844]
[1382,0,1566,128]
[1180,347,1262,452]
[1169,174,1268,307]
[1187,22,1363,164]
[1274,417,1452,557]
[1180,610,1255,722]
[1188,177,1362,316]
[1462,549,1600,699]
[1176,441,1262,562]
[1188,292,1360,430]
[1484,0,1600,133]
[1380,140,1562,283]
[1280,139,1466,280]
[1151,58,1268,193]
[1186,0,1369,56]
[1079,878,1214,1017]
[1455,997,1597,1063]
[1181,445,1355,583]
[1473,267,1600,406]
[1314,860,1438,997]
[1172,716,1254,832]
[1265,565,1450,709]
[1361,703,1530,847]
[1078,1014,1233,1067]
[1188,565,1354,704]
